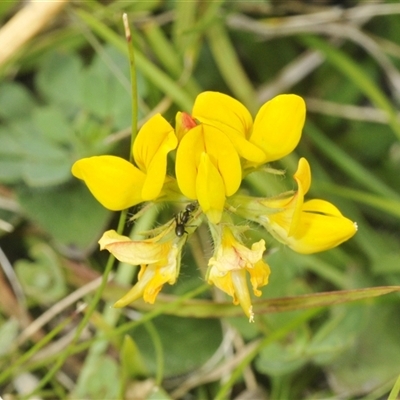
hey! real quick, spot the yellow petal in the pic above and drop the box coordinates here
[114,244,179,307]
[193,91,253,137]
[175,125,204,199]
[176,123,242,210]
[142,129,178,200]
[72,156,146,210]
[98,230,170,265]
[133,113,176,172]
[294,157,311,195]
[248,259,271,297]
[114,265,151,307]
[203,125,242,196]
[289,199,358,254]
[196,153,226,224]
[231,269,254,322]
[193,91,266,163]
[288,157,311,236]
[207,267,236,299]
[251,94,306,162]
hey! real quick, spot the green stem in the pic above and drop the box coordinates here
[144,321,164,386]
[123,13,138,149]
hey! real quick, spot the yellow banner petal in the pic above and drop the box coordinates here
[193,91,266,163]
[193,91,253,137]
[251,94,306,162]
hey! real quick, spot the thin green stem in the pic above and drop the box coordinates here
[123,13,138,150]
[144,321,165,386]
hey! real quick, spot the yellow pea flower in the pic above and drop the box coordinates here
[175,113,242,224]
[99,229,181,306]
[72,114,177,210]
[207,225,271,322]
[175,91,306,223]
[258,158,358,254]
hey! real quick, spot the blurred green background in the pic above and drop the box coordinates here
[0,1,400,399]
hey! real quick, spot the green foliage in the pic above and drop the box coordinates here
[132,315,222,377]
[1,1,400,399]
[15,241,67,304]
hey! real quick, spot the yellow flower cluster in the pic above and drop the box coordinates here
[72,92,357,321]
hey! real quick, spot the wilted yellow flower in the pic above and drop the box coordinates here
[99,229,181,306]
[72,114,177,210]
[207,225,271,322]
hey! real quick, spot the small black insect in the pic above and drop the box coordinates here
[175,202,198,237]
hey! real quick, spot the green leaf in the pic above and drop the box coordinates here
[120,335,148,379]
[2,120,73,186]
[36,51,84,109]
[255,325,309,376]
[308,305,368,365]
[14,241,67,305]
[327,303,400,397]
[22,154,72,187]
[17,182,111,253]
[73,355,120,400]
[33,106,72,145]
[0,82,36,121]
[131,315,222,377]
[82,46,133,129]
[0,158,23,183]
